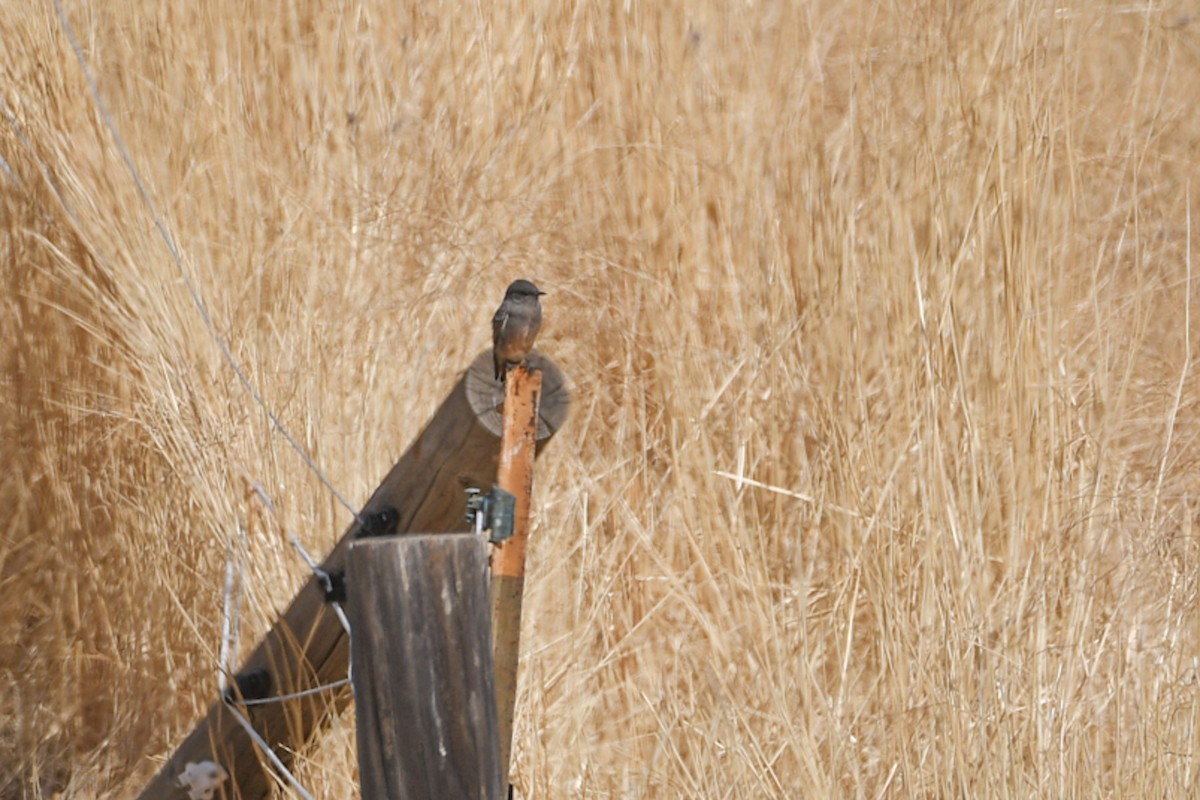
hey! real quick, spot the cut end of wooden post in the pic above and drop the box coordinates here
[465,349,569,440]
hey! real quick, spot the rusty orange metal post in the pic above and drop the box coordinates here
[490,363,542,789]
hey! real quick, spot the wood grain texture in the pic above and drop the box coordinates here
[489,573,525,788]
[465,348,569,440]
[492,365,542,579]
[348,535,501,800]
[490,364,542,786]
[137,351,565,800]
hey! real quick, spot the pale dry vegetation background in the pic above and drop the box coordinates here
[2,0,1199,797]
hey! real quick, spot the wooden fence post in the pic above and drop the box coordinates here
[136,350,566,800]
[348,534,501,800]
[490,364,543,789]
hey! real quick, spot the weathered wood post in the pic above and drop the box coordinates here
[347,534,502,800]
[490,364,542,788]
[137,350,566,800]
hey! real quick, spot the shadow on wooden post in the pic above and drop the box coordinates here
[136,350,566,800]
[348,534,502,800]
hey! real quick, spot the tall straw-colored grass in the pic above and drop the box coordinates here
[3,1,1199,797]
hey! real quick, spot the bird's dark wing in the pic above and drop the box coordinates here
[492,308,509,337]
[492,308,508,380]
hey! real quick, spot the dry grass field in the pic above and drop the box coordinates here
[3,0,1200,797]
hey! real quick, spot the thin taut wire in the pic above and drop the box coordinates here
[51,0,364,526]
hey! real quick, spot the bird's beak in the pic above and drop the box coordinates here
[538,291,547,296]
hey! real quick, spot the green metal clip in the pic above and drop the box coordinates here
[465,486,516,544]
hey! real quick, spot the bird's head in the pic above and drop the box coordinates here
[505,279,546,300]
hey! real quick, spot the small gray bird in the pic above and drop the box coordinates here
[492,279,545,382]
